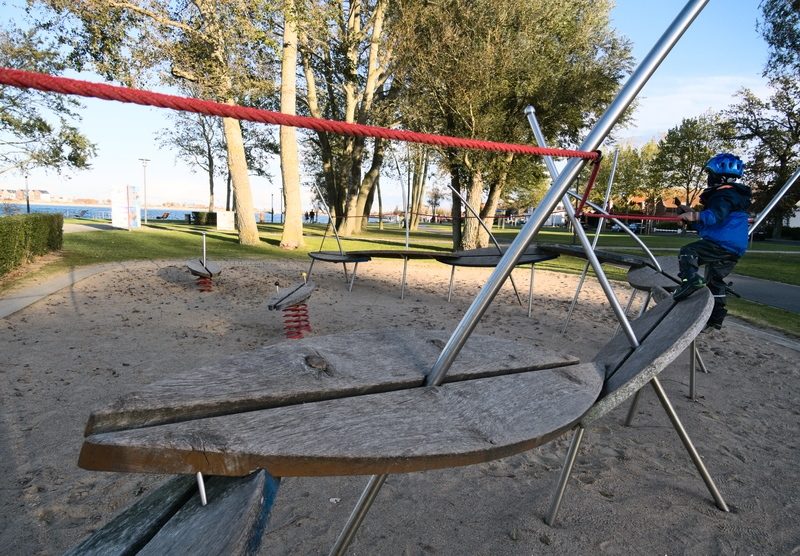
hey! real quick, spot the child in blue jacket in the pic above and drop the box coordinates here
[672,153,752,329]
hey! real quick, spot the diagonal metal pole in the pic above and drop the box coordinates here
[328,3,710,553]
[527,107,639,348]
[561,149,620,334]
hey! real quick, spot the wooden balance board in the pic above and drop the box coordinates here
[78,329,601,478]
[186,259,222,279]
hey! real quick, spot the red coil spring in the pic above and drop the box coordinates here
[196,276,214,292]
[283,303,312,339]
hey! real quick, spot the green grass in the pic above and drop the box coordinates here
[3,219,798,337]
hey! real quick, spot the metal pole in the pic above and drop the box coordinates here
[311,182,345,255]
[202,231,207,267]
[689,339,697,400]
[748,166,800,235]
[139,158,150,225]
[271,193,275,223]
[527,107,639,347]
[649,376,729,511]
[330,4,710,552]
[24,173,30,213]
[426,0,708,386]
[561,150,619,334]
[329,474,388,556]
[546,426,585,525]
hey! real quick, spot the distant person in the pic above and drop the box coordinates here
[672,153,752,330]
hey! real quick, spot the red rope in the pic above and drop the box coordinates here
[575,155,603,215]
[585,213,682,222]
[0,67,599,160]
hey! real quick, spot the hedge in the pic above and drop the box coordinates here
[0,213,63,277]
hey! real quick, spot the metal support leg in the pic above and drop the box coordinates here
[342,263,350,284]
[401,257,409,300]
[329,474,388,556]
[689,340,697,401]
[307,259,316,281]
[546,425,585,526]
[624,390,643,426]
[613,288,639,337]
[527,264,535,318]
[695,345,709,373]
[348,263,359,292]
[447,266,456,302]
[649,377,729,512]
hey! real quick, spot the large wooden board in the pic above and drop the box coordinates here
[79,363,602,477]
[539,243,651,268]
[308,252,371,264]
[267,281,316,310]
[84,329,578,435]
[626,255,681,291]
[435,246,557,268]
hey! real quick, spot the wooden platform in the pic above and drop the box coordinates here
[434,246,557,267]
[78,329,596,477]
[539,244,653,268]
[186,259,221,279]
[626,255,681,291]
[308,251,372,264]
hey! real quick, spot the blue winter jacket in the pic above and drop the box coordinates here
[694,181,752,256]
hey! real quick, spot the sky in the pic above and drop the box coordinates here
[1,0,773,212]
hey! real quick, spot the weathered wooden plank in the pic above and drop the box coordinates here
[186,259,221,278]
[64,475,196,556]
[435,246,557,268]
[348,249,447,259]
[84,329,578,435]
[626,255,681,291]
[267,281,316,310]
[138,471,280,556]
[308,252,371,264]
[539,244,651,268]
[79,363,603,477]
[583,288,712,424]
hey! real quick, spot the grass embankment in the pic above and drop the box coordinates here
[5,218,799,337]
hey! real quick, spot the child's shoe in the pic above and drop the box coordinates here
[672,276,706,301]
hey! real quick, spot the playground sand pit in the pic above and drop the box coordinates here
[1,257,798,554]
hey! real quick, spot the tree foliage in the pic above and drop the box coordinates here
[759,0,800,79]
[390,0,633,249]
[0,26,95,174]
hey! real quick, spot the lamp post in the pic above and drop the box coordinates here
[24,173,30,213]
[139,158,150,225]
[271,192,274,223]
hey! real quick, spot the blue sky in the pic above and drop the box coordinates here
[2,0,772,211]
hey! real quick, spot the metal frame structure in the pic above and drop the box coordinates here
[329,2,714,553]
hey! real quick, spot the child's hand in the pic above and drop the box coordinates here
[679,211,699,222]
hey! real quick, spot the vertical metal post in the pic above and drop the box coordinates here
[329,474,388,556]
[202,232,207,268]
[139,158,150,225]
[689,339,697,400]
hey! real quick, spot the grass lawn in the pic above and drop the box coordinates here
[3,218,798,337]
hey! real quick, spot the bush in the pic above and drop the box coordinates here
[191,211,217,225]
[0,213,63,276]
[781,226,800,240]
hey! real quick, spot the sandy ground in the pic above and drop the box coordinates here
[0,257,798,555]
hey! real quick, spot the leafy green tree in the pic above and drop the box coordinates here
[37,0,278,245]
[0,27,95,175]
[759,0,800,80]
[726,78,800,236]
[391,0,633,249]
[651,114,731,206]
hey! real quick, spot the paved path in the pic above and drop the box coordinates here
[728,274,800,314]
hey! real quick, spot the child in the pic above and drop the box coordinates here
[672,153,752,330]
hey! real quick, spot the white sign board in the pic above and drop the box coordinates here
[111,185,141,230]
[216,211,236,231]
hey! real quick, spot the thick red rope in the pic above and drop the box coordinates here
[0,67,599,160]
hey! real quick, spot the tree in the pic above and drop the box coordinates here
[651,114,731,207]
[726,78,800,236]
[0,27,95,175]
[159,111,225,212]
[279,0,303,248]
[426,185,445,223]
[391,0,633,249]
[759,0,800,80]
[297,0,394,237]
[37,0,278,245]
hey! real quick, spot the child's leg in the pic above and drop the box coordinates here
[705,256,739,328]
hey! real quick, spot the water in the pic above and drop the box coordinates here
[0,203,291,223]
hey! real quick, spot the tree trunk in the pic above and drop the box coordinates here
[279,1,304,249]
[222,115,259,245]
[207,151,215,213]
[460,157,485,250]
[409,147,429,230]
[478,153,513,246]
[355,138,385,231]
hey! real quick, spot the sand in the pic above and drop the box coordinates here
[0,256,798,554]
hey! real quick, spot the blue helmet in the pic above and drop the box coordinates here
[704,153,744,178]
